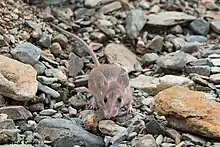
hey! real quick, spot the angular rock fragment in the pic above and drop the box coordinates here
[152,86,220,139]
[0,55,38,101]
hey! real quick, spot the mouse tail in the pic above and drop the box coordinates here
[50,23,100,66]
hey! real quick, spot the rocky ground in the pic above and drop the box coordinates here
[2,0,220,147]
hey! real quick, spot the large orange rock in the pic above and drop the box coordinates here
[152,86,220,139]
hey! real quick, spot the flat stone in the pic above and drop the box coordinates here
[142,53,159,64]
[146,11,196,26]
[211,20,220,34]
[99,120,126,136]
[104,43,141,72]
[0,106,32,121]
[0,55,38,101]
[52,34,68,49]
[210,73,220,84]
[147,35,164,52]
[159,75,194,87]
[0,119,16,129]
[84,0,101,8]
[152,86,220,139]
[10,42,42,65]
[156,51,187,70]
[182,133,206,145]
[0,129,19,144]
[185,65,211,76]
[99,1,122,14]
[185,35,208,44]
[126,9,148,39]
[39,109,57,116]
[68,52,83,77]
[189,19,210,36]
[38,82,60,98]
[135,134,157,147]
[36,118,104,146]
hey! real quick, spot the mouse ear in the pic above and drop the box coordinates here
[93,71,109,90]
[117,68,129,88]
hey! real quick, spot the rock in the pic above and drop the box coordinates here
[99,120,126,136]
[52,34,68,49]
[24,20,41,31]
[142,53,159,65]
[39,109,57,116]
[211,67,220,74]
[38,82,60,98]
[156,51,187,70]
[172,37,186,50]
[104,43,141,72]
[110,130,128,145]
[84,0,101,8]
[152,86,220,139]
[189,19,210,36]
[166,128,181,144]
[84,114,99,133]
[185,65,210,76]
[29,102,44,112]
[37,76,58,85]
[160,143,175,147]
[170,25,183,34]
[185,35,208,44]
[155,135,163,145]
[36,118,104,147]
[211,20,220,34]
[99,1,122,14]
[141,97,154,106]
[10,42,42,65]
[90,32,107,42]
[0,106,32,121]
[159,75,194,87]
[144,115,166,134]
[210,73,220,84]
[135,134,157,147]
[45,68,67,83]
[147,35,164,52]
[180,43,200,54]
[0,145,33,147]
[139,0,150,9]
[51,42,62,57]
[0,55,38,101]
[0,119,16,129]
[0,129,19,144]
[130,75,159,95]
[68,52,83,77]
[182,133,206,145]
[126,9,148,39]
[33,61,46,75]
[37,33,51,48]
[68,95,87,109]
[146,11,196,26]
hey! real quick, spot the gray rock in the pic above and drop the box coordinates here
[29,102,44,112]
[135,134,157,147]
[38,82,60,98]
[213,142,220,147]
[36,118,104,147]
[171,37,186,50]
[24,20,41,31]
[126,9,148,39]
[142,53,159,64]
[51,42,62,57]
[155,135,163,145]
[45,68,67,83]
[0,106,32,121]
[52,34,68,48]
[182,133,206,145]
[33,61,46,75]
[146,11,196,26]
[185,35,208,43]
[110,129,128,145]
[211,20,220,34]
[37,76,58,85]
[127,119,146,134]
[166,128,181,143]
[211,67,220,74]
[11,42,42,65]
[0,129,19,144]
[84,0,101,8]
[39,109,57,116]
[90,32,107,42]
[0,119,16,129]
[0,35,4,47]
[139,0,150,9]
[68,96,87,109]
[68,52,83,77]
[170,25,183,34]
[210,73,220,84]
[180,43,199,53]
[144,115,166,134]
[99,1,122,14]
[156,51,186,70]
[99,120,126,136]
[37,33,51,48]
[147,35,164,52]
[141,97,153,106]
[189,19,210,36]
[185,65,210,76]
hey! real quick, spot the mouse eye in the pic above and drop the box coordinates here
[117,97,122,103]
[104,97,108,103]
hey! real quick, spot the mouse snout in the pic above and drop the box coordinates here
[104,108,118,119]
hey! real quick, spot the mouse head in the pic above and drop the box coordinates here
[100,72,129,119]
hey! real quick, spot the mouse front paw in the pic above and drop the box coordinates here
[127,106,136,114]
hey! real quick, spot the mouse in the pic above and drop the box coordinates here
[50,23,136,119]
